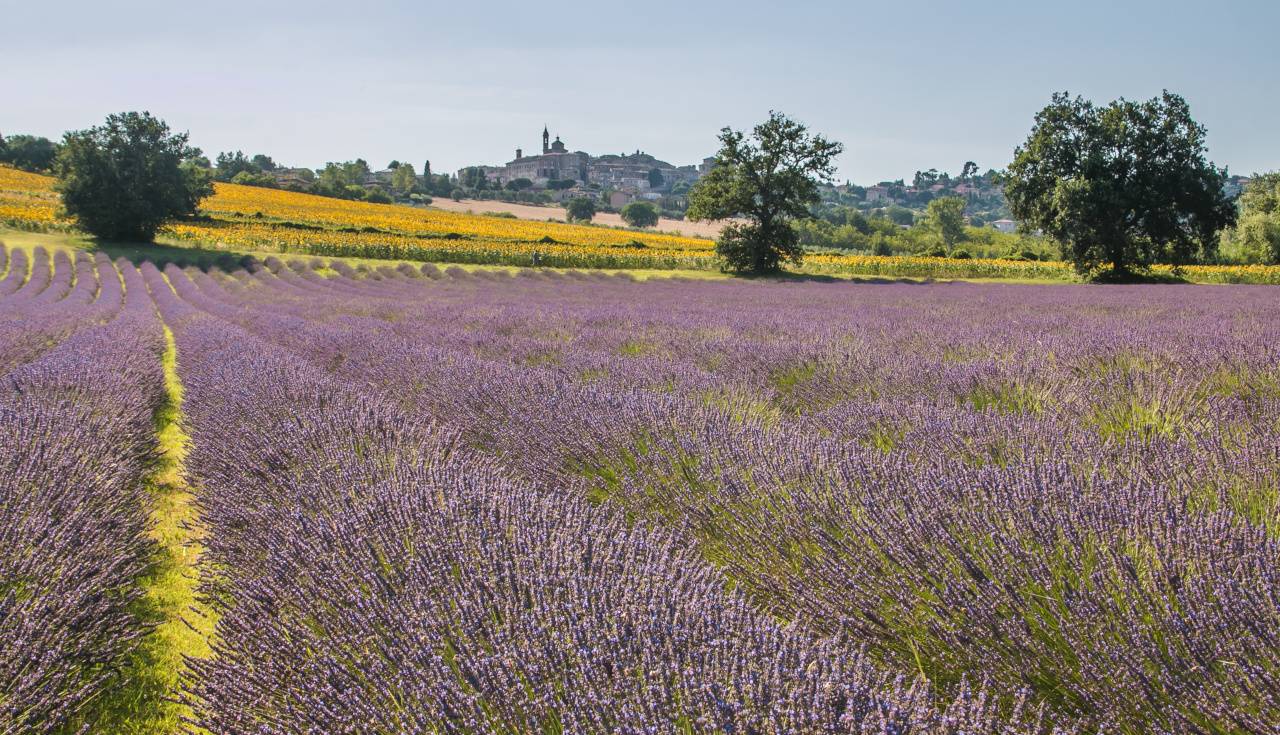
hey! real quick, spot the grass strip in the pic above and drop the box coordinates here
[88,323,214,734]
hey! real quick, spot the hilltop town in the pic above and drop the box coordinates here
[452,126,714,211]
[443,128,1026,227]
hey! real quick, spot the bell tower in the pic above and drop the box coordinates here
[542,125,550,154]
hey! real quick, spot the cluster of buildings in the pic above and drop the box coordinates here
[862,181,986,205]
[856,179,1017,231]
[458,127,714,207]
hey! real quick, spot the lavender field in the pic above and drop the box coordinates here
[2,243,1278,734]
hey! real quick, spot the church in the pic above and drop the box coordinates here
[500,127,589,185]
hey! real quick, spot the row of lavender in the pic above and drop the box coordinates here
[161,258,1279,732]
[4,242,1276,731]
[148,262,1040,733]
[0,244,168,732]
[0,247,129,374]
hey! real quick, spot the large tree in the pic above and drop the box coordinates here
[687,111,842,274]
[55,112,212,242]
[1005,91,1235,278]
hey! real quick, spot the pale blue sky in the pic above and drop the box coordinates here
[3,0,1276,182]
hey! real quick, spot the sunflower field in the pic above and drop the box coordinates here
[4,165,1279,282]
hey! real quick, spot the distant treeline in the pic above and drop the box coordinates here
[0,133,59,172]
[207,152,455,205]
[796,198,1052,261]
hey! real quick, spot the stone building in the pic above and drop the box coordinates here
[499,126,590,186]
[476,127,705,192]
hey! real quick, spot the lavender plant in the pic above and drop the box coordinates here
[5,250,1278,732]
[0,258,165,732]
[157,262,1278,731]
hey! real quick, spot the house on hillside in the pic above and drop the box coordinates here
[865,185,892,203]
[270,168,315,190]
[361,171,395,193]
[991,219,1018,233]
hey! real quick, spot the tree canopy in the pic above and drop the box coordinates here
[686,111,842,274]
[460,167,491,190]
[565,197,596,223]
[0,134,59,172]
[230,170,277,188]
[215,151,260,181]
[621,201,660,228]
[316,160,372,197]
[1224,172,1280,264]
[1005,91,1235,278]
[55,112,212,242]
[391,162,417,194]
[251,154,276,172]
[884,206,915,226]
[925,197,967,249]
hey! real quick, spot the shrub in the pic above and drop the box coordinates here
[565,198,596,223]
[621,201,660,228]
[871,234,893,256]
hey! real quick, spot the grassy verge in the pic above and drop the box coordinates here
[90,323,214,734]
